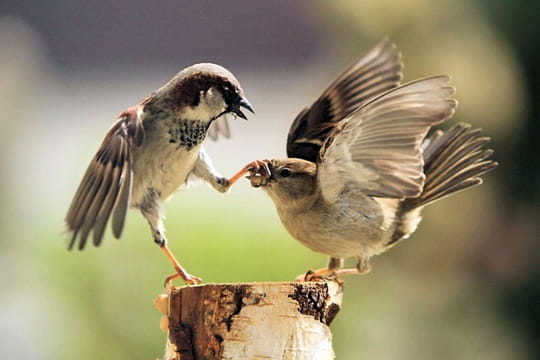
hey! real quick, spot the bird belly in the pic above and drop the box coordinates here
[130,141,202,205]
[277,206,389,260]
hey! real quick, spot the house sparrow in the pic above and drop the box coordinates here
[65,63,254,285]
[239,41,497,280]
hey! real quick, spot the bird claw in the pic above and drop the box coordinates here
[295,269,334,282]
[296,269,317,282]
[245,159,272,187]
[226,159,271,188]
[163,272,203,287]
[295,268,345,286]
[245,159,271,175]
[183,273,203,285]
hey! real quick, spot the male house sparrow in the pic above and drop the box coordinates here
[241,40,497,279]
[65,63,253,284]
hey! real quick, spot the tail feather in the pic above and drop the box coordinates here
[386,123,497,247]
[405,122,497,210]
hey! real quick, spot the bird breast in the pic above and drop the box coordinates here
[130,118,206,205]
[275,192,394,259]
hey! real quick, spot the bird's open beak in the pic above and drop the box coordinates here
[231,97,254,120]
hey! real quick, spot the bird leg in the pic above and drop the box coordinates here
[228,159,271,187]
[141,199,202,286]
[194,152,271,191]
[153,230,202,286]
[192,149,232,193]
[334,257,372,277]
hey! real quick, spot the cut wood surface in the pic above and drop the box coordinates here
[154,281,343,360]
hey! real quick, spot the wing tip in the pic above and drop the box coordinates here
[67,233,76,251]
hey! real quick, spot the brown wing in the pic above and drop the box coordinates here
[318,76,457,202]
[65,107,144,250]
[286,38,403,162]
[207,116,231,140]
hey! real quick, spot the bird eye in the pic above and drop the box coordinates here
[280,168,292,177]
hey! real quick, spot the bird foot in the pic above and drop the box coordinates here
[244,159,272,187]
[296,264,371,283]
[228,159,271,187]
[295,268,337,282]
[159,243,202,287]
[164,271,202,287]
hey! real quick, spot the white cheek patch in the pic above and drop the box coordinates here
[179,89,227,123]
[199,88,227,120]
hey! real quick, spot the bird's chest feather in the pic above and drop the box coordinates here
[276,193,393,258]
[165,118,210,151]
[131,117,209,204]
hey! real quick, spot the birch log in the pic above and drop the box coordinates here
[154,281,343,360]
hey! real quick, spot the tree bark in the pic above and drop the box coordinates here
[154,281,343,360]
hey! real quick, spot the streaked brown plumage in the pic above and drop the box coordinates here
[65,63,254,284]
[65,105,145,248]
[287,38,403,162]
[239,40,497,279]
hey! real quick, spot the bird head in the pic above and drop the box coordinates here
[159,63,254,123]
[247,159,318,207]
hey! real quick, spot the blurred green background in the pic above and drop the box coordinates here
[0,1,539,359]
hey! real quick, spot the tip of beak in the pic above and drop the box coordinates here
[236,110,247,120]
[239,98,255,114]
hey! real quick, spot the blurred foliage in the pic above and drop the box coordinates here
[0,1,538,359]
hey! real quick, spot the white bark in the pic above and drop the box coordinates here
[154,282,343,360]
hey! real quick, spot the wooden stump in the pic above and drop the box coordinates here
[154,282,343,360]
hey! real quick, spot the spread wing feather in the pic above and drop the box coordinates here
[318,76,457,202]
[287,38,403,162]
[65,108,144,250]
[207,116,231,140]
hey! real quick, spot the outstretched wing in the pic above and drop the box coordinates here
[65,107,145,250]
[286,38,403,162]
[318,76,457,202]
[207,116,231,141]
